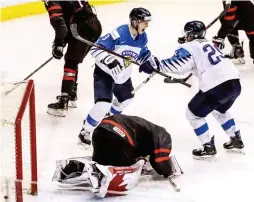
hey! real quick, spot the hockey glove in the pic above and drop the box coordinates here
[137,51,152,64]
[178,37,186,44]
[139,56,160,74]
[212,36,225,50]
[101,55,123,76]
[52,42,66,59]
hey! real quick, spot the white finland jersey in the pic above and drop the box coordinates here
[91,24,150,84]
[159,39,240,92]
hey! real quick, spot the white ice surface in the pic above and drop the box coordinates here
[1,1,254,202]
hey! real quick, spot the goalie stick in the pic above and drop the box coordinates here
[167,176,180,192]
[70,24,191,89]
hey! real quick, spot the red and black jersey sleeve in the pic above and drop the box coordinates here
[149,126,172,177]
[217,1,239,39]
[44,0,68,45]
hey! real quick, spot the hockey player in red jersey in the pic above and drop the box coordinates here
[52,114,183,197]
[44,0,102,117]
[212,0,254,64]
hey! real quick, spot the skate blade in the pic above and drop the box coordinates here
[77,140,90,150]
[225,148,245,155]
[69,100,77,108]
[232,58,245,65]
[193,154,218,161]
[47,108,67,117]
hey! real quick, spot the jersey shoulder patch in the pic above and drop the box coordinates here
[111,28,120,40]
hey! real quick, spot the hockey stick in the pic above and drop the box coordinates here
[206,0,231,29]
[70,24,191,89]
[4,56,53,96]
[132,72,192,94]
[131,72,157,94]
[167,177,180,192]
[163,73,192,84]
[23,56,53,80]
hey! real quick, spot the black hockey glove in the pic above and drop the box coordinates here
[139,56,160,74]
[52,42,66,60]
[212,36,225,50]
[178,37,186,44]
[101,55,123,76]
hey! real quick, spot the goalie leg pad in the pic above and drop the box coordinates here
[86,160,145,198]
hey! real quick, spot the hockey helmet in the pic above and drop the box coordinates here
[183,21,206,41]
[129,7,152,26]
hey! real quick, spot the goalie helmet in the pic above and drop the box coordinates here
[184,20,206,41]
[129,7,152,27]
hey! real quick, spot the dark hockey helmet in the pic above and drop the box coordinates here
[183,21,206,41]
[129,7,152,28]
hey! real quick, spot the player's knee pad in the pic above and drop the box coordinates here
[211,110,223,120]
[185,107,207,128]
[85,101,112,130]
[212,110,233,125]
[185,107,199,122]
[111,98,133,114]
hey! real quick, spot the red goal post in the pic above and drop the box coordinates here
[0,80,38,202]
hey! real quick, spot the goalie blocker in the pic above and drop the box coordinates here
[53,114,183,197]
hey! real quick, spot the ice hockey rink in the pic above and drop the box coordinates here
[1,0,254,201]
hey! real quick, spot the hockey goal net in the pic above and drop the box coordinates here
[0,80,37,202]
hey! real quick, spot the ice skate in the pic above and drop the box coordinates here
[225,42,245,65]
[47,94,69,117]
[69,83,78,108]
[193,136,217,160]
[78,127,91,149]
[223,131,245,154]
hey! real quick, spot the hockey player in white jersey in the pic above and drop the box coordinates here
[78,7,152,145]
[139,21,244,159]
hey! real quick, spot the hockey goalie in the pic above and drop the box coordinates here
[52,114,183,197]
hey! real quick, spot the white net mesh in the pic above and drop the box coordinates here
[0,81,36,202]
